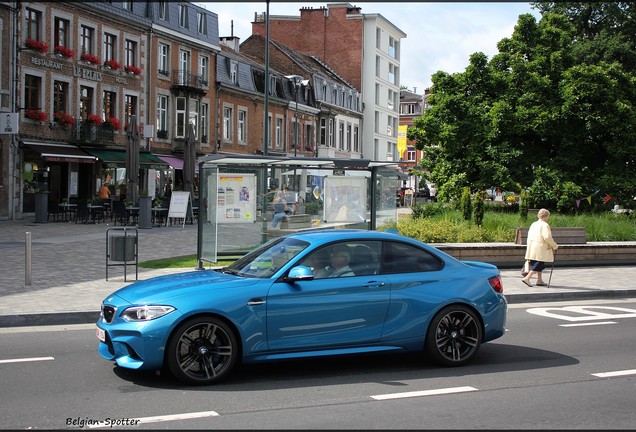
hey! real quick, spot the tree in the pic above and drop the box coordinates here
[409,3,636,210]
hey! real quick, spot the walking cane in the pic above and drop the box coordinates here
[547,249,557,288]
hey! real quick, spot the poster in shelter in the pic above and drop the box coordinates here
[323,176,367,223]
[216,173,256,223]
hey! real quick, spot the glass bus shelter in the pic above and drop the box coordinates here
[196,154,401,265]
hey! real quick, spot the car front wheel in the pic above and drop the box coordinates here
[425,305,482,366]
[167,316,238,385]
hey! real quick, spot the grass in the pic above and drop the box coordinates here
[139,255,237,269]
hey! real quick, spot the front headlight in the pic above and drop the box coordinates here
[121,305,175,322]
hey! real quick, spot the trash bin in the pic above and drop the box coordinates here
[109,235,136,262]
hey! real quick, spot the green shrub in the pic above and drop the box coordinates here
[460,187,472,222]
[473,190,487,227]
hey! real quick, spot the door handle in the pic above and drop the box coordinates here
[363,281,385,288]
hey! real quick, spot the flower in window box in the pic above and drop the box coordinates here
[81,53,101,65]
[53,111,74,128]
[86,114,103,126]
[124,65,142,76]
[103,117,121,131]
[25,109,48,123]
[104,59,121,70]
[54,45,75,59]
[25,38,49,53]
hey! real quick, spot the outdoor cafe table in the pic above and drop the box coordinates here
[151,207,168,227]
[58,203,77,222]
[125,206,139,225]
[87,204,105,224]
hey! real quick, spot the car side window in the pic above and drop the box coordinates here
[381,241,443,274]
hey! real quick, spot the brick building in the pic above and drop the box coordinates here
[250,3,406,162]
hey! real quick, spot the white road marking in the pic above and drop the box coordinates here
[0,356,54,364]
[560,321,617,327]
[527,306,636,322]
[592,369,636,378]
[371,386,478,400]
[88,410,220,428]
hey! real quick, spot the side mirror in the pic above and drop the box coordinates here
[286,265,314,281]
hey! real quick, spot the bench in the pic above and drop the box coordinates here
[514,227,587,245]
[280,213,312,229]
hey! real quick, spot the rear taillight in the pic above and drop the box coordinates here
[488,275,503,293]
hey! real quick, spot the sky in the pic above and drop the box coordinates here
[195,2,543,93]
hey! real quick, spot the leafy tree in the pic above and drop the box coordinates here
[460,187,472,221]
[409,3,636,211]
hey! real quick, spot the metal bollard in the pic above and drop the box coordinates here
[25,232,32,286]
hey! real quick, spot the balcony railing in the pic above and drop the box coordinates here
[172,69,208,90]
[71,123,115,146]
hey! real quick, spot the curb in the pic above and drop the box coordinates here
[2,290,636,328]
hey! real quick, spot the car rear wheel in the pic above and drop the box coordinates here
[167,316,238,385]
[425,305,482,366]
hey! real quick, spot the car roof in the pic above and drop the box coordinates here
[283,229,408,243]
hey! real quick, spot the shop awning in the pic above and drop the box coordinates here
[157,155,184,170]
[21,141,96,163]
[85,149,169,170]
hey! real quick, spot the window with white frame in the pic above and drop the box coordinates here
[24,74,42,112]
[319,118,326,146]
[200,103,208,143]
[124,94,137,129]
[199,55,209,86]
[179,4,188,28]
[223,105,233,141]
[275,117,283,148]
[375,83,380,105]
[79,85,94,119]
[25,7,42,41]
[189,99,199,139]
[176,97,186,138]
[80,25,94,55]
[103,33,116,62]
[197,12,206,34]
[102,90,116,120]
[376,27,381,49]
[376,55,381,78]
[387,63,397,84]
[353,125,359,153]
[156,95,168,135]
[121,1,132,11]
[388,89,395,110]
[389,36,397,59]
[158,1,167,20]
[407,148,416,161]
[328,118,334,147]
[54,17,70,49]
[230,61,238,85]
[338,121,344,150]
[321,81,327,100]
[53,80,69,115]
[305,123,314,151]
[158,43,169,76]
[179,50,190,84]
[238,108,247,143]
[125,40,137,67]
[346,123,352,152]
[374,111,379,133]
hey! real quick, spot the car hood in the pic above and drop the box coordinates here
[111,269,261,304]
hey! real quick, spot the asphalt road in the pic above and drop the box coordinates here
[1,298,635,429]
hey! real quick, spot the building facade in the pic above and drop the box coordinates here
[250,3,406,162]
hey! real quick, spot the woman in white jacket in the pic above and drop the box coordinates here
[521,208,558,287]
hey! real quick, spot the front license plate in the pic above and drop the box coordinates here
[96,326,106,342]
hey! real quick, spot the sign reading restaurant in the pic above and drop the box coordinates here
[30,56,128,85]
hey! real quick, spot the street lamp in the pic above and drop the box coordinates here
[285,75,303,157]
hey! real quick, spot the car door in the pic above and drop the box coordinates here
[265,241,390,351]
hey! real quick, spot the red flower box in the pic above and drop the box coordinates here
[25,109,48,123]
[124,65,142,76]
[54,45,75,59]
[104,117,121,131]
[81,53,101,65]
[54,111,74,127]
[86,114,103,126]
[104,59,121,70]
[26,38,49,53]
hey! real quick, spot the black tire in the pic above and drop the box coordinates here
[166,316,239,385]
[425,305,482,366]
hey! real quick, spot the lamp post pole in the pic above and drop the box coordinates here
[294,81,299,158]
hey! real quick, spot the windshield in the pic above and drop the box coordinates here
[224,237,310,278]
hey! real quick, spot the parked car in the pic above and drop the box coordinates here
[96,229,507,385]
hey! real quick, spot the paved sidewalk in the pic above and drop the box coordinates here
[1,217,635,327]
